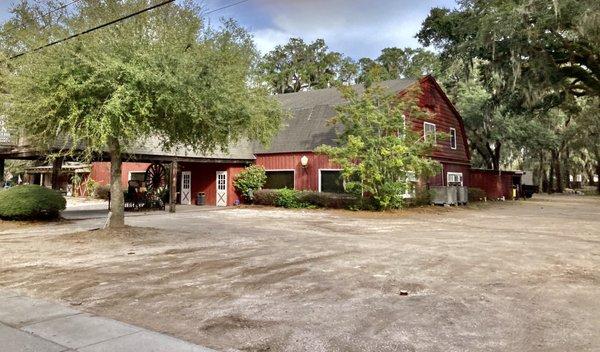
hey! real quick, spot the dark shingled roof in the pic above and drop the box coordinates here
[255,78,417,153]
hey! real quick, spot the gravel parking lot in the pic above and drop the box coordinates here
[1,194,599,351]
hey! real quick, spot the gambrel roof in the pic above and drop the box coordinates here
[255,78,417,153]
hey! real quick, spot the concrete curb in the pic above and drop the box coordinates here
[0,290,216,352]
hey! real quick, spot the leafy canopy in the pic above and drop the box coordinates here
[418,0,600,102]
[0,0,283,158]
[317,84,441,210]
[259,38,355,93]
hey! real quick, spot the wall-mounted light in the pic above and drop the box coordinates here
[300,155,309,168]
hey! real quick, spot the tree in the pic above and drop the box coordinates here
[259,38,353,93]
[569,97,600,194]
[316,85,440,210]
[418,0,600,103]
[0,0,283,227]
[357,47,440,84]
[453,78,524,170]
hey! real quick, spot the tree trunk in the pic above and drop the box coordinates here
[51,157,63,190]
[563,147,571,189]
[548,157,555,193]
[552,149,563,193]
[538,152,545,192]
[107,137,125,228]
[597,162,600,195]
[169,160,178,213]
[0,158,4,184]
[491,141,501,171]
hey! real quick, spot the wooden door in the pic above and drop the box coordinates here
[180,171,192,205]
[216,171,227,207]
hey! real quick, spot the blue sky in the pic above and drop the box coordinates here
[0,0,458,59]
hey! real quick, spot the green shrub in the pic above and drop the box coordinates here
[253,189,278,206]
[412,187,433,206]
[0,185,66,220]
[254,189,359,209]
[95,185,111,200]
[83,178,99,198]
[299,191,359,209]
[275,188,309,208]
[233,165,267,202]
[468,187,487,202]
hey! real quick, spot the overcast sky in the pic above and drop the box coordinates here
[0,0,458,59]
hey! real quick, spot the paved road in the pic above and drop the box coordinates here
[0,290,215,352]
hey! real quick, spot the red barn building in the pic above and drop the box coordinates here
[256,76,471,193]
[15,76,476,206]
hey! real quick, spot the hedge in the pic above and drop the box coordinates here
[468,187,487,202]
[254,189,360,209]
[0,185,66,220]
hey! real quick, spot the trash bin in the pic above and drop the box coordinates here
[196,192,206,206]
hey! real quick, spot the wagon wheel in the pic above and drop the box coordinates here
[144,163,168,195]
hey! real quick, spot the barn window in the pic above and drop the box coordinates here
[129,171,146,182]
[264,170,295,189]
[423,122,436,143]
[450,128,457,150]
[447,172,463,186]
[319,170,344,193]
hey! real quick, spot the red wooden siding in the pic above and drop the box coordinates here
[256,152,339,191]
[470,169,516,199]
[90,162,151,188]
[179,162,247,206]
[427,162,471,187]
[409,77,470,164]
[255,77,472,192]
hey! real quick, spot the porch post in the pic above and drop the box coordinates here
[0,158,4,184]
[51,157,63,190]
[169,160,178,213]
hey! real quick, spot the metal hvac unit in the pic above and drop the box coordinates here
[457,186,468,205]
[430,186,459,205]
[446,186,458,205]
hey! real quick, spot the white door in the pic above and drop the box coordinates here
[180,171,192,205]
[216,171,227,207]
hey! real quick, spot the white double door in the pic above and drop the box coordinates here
[216,171,227,207]
[180,171,192,205]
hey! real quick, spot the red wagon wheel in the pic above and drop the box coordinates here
[144,163,168,195]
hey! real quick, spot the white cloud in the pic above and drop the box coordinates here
[247,0,456,58]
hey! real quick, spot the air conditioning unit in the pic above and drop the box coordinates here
[430,186,459,205]
[457,186,468,205]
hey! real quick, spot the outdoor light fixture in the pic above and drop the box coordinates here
[300,155,309,168]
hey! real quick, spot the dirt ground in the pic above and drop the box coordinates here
[0,194,599,351]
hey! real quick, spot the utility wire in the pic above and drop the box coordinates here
[7,0,253,60]
[9,0,175,60]
[205,0,251,15]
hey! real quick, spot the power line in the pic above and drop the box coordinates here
[9,0,175,60]
[205,0,251,15]
[2,0,84,36]
[7,0,253,60]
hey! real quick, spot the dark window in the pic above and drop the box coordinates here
[130,172,146,182]
[450,128,457,149]
[264,171,294,189]
[320,170,344,193]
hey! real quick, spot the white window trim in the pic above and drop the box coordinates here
[265,169,296,189]
[450,127,457,150]
[446,172,464,186]
[424,122,436,143]
[318,168,343,192]
[128,171,147,181]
